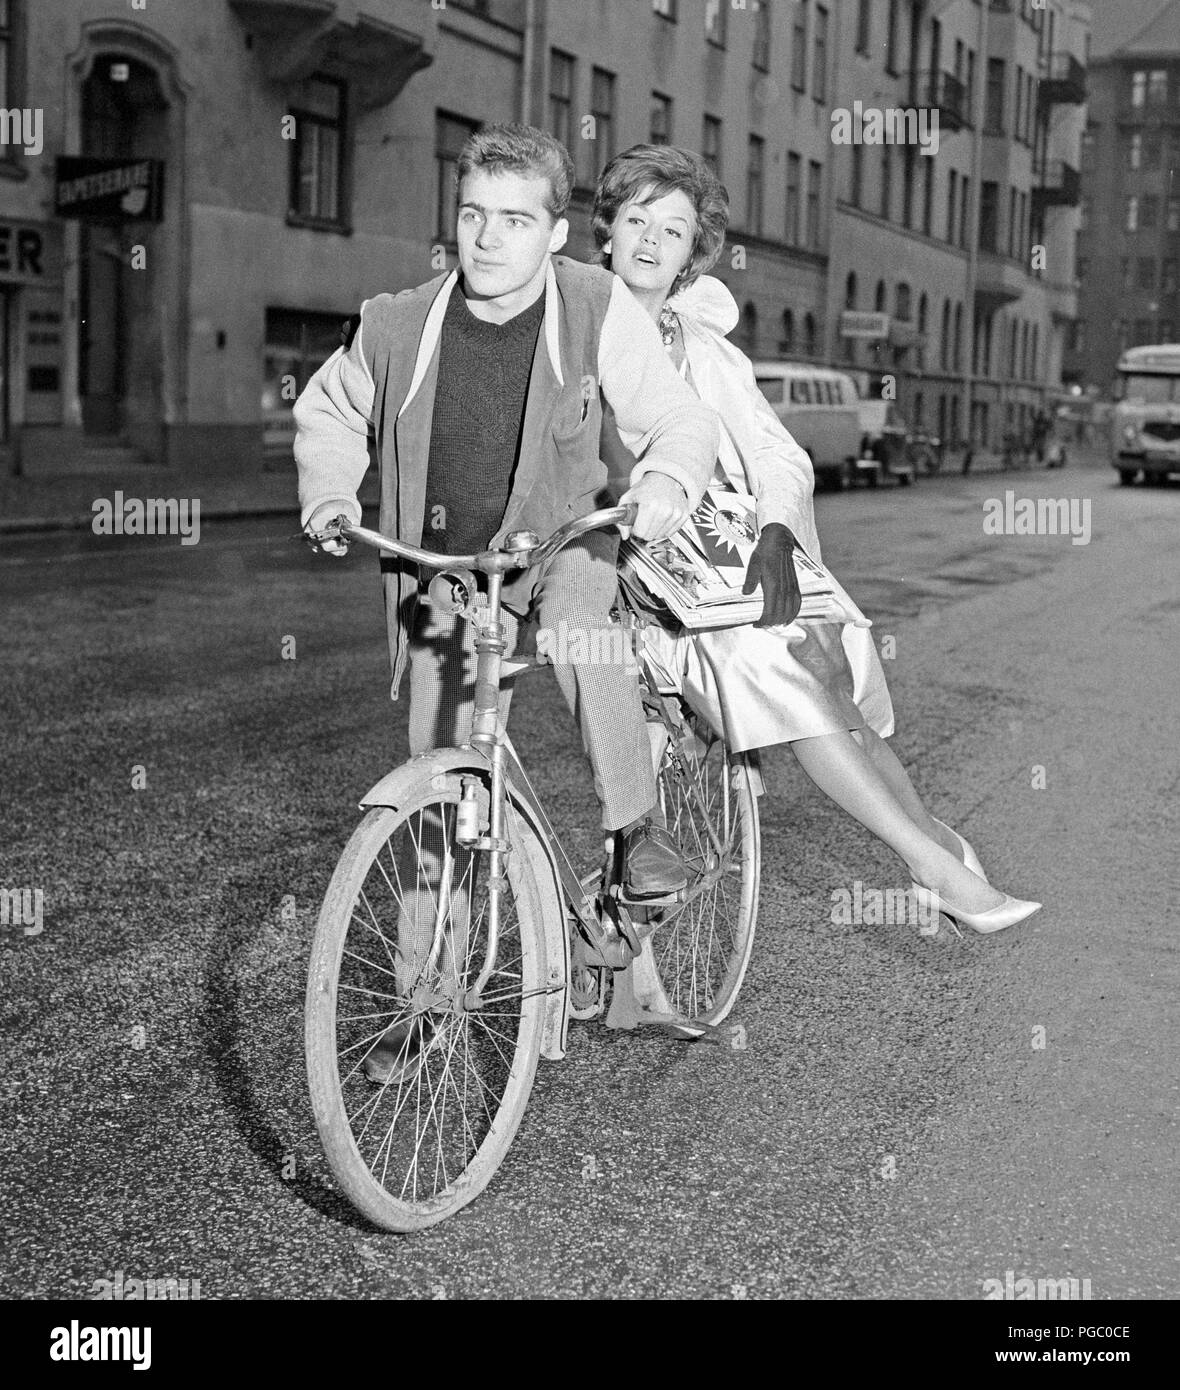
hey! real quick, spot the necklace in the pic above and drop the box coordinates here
[658,305,678,347]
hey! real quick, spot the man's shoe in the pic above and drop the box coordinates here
[622,819,688,897]
[363,1016,438,1087]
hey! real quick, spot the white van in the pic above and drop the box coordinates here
[752,362,863,490]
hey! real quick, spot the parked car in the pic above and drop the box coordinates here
[856,403,941,485]
[753,362,862,490]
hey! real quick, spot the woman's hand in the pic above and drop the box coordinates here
[742,522,802,627]
[619,473,692,542]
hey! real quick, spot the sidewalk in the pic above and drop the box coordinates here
[0,443,1107,536]
[0,461,380,535]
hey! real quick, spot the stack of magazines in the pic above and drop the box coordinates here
[619,485,871,633]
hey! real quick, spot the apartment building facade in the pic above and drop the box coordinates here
[1066,0,1180,392]
[0,0,1087,474]
[829,0,1089,451]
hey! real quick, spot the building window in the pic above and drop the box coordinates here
[1164,259,1178,293]
[791,1,808,92]
[742,300,758,351]
[849,142,864,208]
[1130,71,1146,108]
[1148,69,1168,107]
[780,309,795,353]
[435,111,480,240]
[652,0,677,18]
[813,6,829,103]
[959,175,970,249]
[1120,257,1133,290]
[985,58,1005,135]
[855,0,871,56]
[747,135,765,235]
[922,157,934,235]
[705,0,727,46]
[804,312,817,356]
[902,148,915,229]
[786,151,801,244]
[953,302,963,371]
[896,282,912,322]
[650,91,673,145]
[941,300,951,369]
[263,309,352,453]
[1008,187,1019,257]
[0,0,14,114]
[1076,256,1088,283]
[885,0,899,75]
[845,272,858,309]
[289,75,348,226]
[752,0,771,71]
[979,180,999,254]
[917,293,928,367]
[1128,132,1142,169]
[1168,198,1180,233]
[1014,66,1024,142]
[1142,195,1159,230]
[947,169,958,243]
[548,50,575,149]
[702,114,722,177]
[1138,258,1156,291]
[1144,136,1162,170]
[807,159,822,248]
[880,147,892,220]
[966,50,976,120]
[875,279,887,312]
[590,67,615,167]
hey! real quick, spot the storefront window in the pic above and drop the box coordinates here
[262,308,349,455]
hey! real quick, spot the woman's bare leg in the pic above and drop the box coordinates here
[789,728,1003,912]
[851,727,964,859]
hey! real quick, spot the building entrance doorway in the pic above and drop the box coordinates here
[77,54,168,438]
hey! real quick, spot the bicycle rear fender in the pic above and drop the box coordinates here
[358,748,571,1062]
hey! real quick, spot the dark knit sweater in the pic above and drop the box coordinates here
[423,286,545,556]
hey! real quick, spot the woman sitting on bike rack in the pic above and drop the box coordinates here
[593,146,1040,936]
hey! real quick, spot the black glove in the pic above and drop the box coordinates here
[741,522,802,628]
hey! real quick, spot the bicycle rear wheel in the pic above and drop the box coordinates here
[646,706,760,1025]
[306,770,553,1231]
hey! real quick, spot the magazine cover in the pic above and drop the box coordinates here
[621,486,871,631]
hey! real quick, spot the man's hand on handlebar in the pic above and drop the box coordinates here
[618,473,692,543]
[304,504,352,557]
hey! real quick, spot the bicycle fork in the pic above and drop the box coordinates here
[458,573,511,1010]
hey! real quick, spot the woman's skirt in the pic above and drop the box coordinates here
[640,618,895,753]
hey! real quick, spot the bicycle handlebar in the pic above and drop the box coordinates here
[314,503,640,573]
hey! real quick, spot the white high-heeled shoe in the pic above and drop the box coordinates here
[911,882,1041,935]
[933,818,988,884]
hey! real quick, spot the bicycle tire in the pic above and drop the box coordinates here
[306,769,557,1231]
[646,706,761,1025]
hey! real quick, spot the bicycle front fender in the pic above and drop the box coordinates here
[357,746,492,811]
[357,746,571,1063]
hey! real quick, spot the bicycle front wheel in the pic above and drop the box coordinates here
[648,708,760,1025]
[306,770,553,1231]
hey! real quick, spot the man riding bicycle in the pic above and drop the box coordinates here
[294,124,719,1073]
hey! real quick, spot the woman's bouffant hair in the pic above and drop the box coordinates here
[592,144,730,291]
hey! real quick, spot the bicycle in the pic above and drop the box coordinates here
[302,506,762,1231]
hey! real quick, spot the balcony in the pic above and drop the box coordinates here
[1032,161,1082,215]
[974,253,1025,312]
[908,70,968,133]
[227,0,434,110]
[1039,53,1087,108]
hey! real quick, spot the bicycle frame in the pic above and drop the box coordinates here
[314,505,638,1053]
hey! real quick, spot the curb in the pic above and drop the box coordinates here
[0,505,298,538]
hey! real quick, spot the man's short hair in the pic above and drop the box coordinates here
[456,123,575,222]
[592,144,730,291]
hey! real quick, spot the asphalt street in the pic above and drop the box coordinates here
[1,451,1175,1300]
